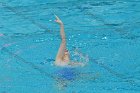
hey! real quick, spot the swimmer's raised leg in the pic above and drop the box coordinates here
[54,15,86,67]
[54,15,69,65]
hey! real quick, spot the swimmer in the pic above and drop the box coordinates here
[54,15,85,67]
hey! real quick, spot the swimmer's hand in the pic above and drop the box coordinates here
[54,15,63,25]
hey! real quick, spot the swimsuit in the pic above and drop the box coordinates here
[55,67,77,81]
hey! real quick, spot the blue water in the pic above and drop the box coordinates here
[0,0,140,93]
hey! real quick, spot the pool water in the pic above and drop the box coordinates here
[0,0,140,93]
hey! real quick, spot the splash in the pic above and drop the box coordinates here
[73,48,89,64]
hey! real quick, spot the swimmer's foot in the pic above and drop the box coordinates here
[54,15,63,25]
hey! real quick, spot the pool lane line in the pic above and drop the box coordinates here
[0,1,60,38]
[0,35,59,81]
[73,48,124,79]
[82,5,137,39]
[91,58,140,88]
[0,2,50,31]
[0,1,61,40]
[1,47,57,80]
[72,47,139,88]
[76,4,140,87]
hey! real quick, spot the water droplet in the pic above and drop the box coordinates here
[102,37,107,40]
